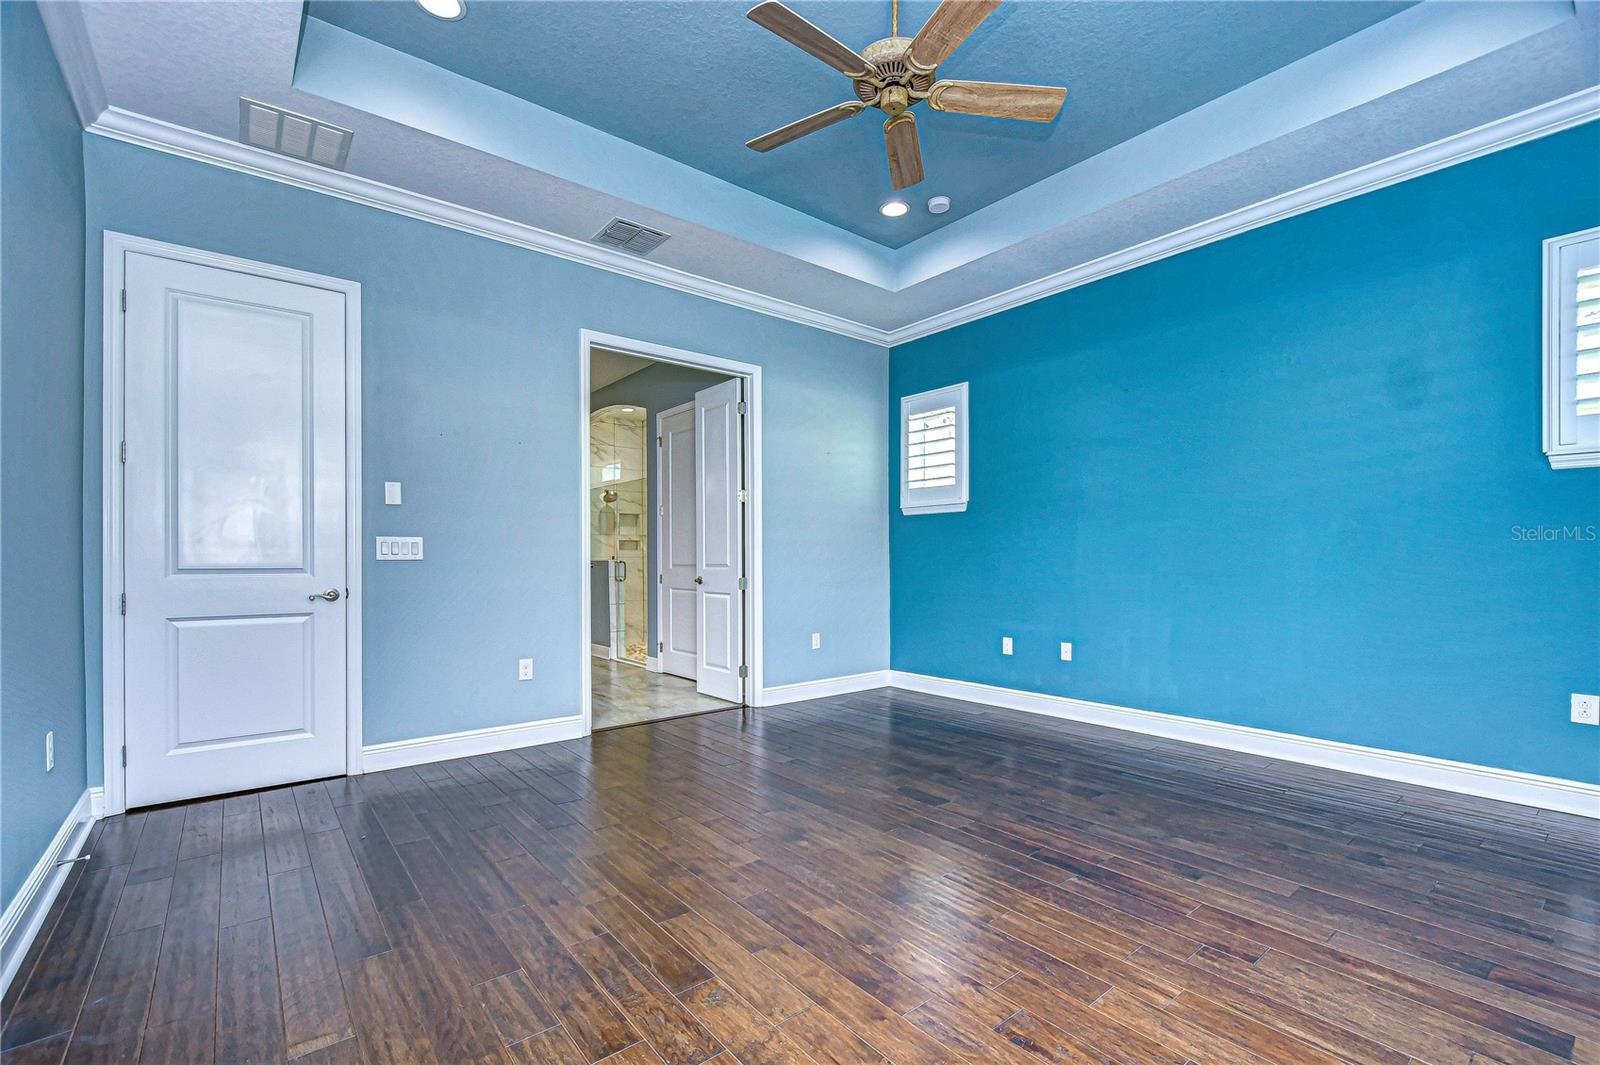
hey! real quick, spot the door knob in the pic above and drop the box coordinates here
[309,589,341,602]
[694,576,704,585]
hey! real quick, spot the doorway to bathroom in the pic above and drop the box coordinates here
[582,332,760,731]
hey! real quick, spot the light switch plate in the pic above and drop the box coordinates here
[1001,636,1013,655]
[1573,693,1599,726]
[384,481,402,505]
[811,632,821,650]
[45,731,54,772]
[375,536,423,560]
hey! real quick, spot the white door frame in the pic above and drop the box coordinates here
[100,232,363,817]
[654,400,694,682]
[579,329,763,736]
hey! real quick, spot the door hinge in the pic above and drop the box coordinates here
[656,435,662,447]
[119,593,126,616]
[119,440,127,464]
[737,401,746,415]
[738,664,748,679]
[658,641,664,653]
[121,745,127,768]
[120,289,127,312]
[737,488,747,504]
[738,576,747,591]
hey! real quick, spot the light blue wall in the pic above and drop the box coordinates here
[82,135,889,766]
[1,2,88,909]
[591,361,732,652]
[890,122,1600,784]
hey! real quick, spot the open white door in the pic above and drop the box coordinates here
[658,403,697,680]
[122,251,349,808]
[694,379,745,702]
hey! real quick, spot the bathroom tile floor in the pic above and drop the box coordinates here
[591,656,739,729]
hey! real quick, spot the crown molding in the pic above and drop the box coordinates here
[81,89,1597,352]
[884,88,1600,345]
[84,108,896,347]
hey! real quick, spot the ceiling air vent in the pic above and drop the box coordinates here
[238,98,353,170]
[593,218,670,257]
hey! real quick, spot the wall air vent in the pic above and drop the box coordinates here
[593,218,670,257]
[238,98,353,170]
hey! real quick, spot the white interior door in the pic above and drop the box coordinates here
[122,251,348,808]
[658,403,697,680]
[694,379,744,702]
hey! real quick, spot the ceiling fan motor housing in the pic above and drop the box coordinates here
[854,36,935,106]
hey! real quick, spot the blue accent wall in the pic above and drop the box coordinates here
[1,2,88,908]
[890,122,1600,784]
[81,135,889,766]
[591,361,732,652]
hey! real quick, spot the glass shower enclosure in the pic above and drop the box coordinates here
[590,405,648,664]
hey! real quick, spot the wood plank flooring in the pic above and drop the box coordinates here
[3,687,1597,1064]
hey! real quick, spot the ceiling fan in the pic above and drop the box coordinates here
[744,0,1067,191]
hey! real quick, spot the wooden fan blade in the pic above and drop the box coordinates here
[747,1,870,77]
[907,0,1001,72]
[747,102,866,152]
[884,112,924,190]
[928,80,1066,122]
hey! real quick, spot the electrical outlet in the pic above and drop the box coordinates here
[1060,642,1073,662]
[1573,693,1599,726]
[45,731,54,772]
[518,658,534,681]
[811,632,821,650]
[1001,636,1013,655]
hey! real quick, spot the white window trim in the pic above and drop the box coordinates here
[901,382,969,515]
[1543,226,1600,470]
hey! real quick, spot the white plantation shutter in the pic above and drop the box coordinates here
[907,406,958,489]
[901,383,968,514]
[1576,264,1599,417]
[1543,228,1600,468]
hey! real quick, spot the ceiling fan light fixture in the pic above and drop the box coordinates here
[416,0,465,21]
[880,199,910,218]
[927,195,950,214]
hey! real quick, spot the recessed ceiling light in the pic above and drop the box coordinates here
[880,199,909,218]
[927,195,951,215]
[416,0,465,20]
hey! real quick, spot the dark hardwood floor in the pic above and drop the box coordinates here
[3,688,1597,1064]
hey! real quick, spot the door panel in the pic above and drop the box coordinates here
[659,404,697,680]
[123,251,348,808]
[694,379,744,702]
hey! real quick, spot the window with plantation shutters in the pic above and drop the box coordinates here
[1543,228,1600,469]
[901,383,968,514]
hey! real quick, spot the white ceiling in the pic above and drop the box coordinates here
[41,1,1600,345]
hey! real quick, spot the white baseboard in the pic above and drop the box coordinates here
[646,656,663,673]
[762,670,891,707]
[590,643,612,660]
[362,715,587,773]
[2,789,97,998]
[888,672,1600,818]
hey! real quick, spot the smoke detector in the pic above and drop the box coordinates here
[238,99,353,170]
[592,218,670,257]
